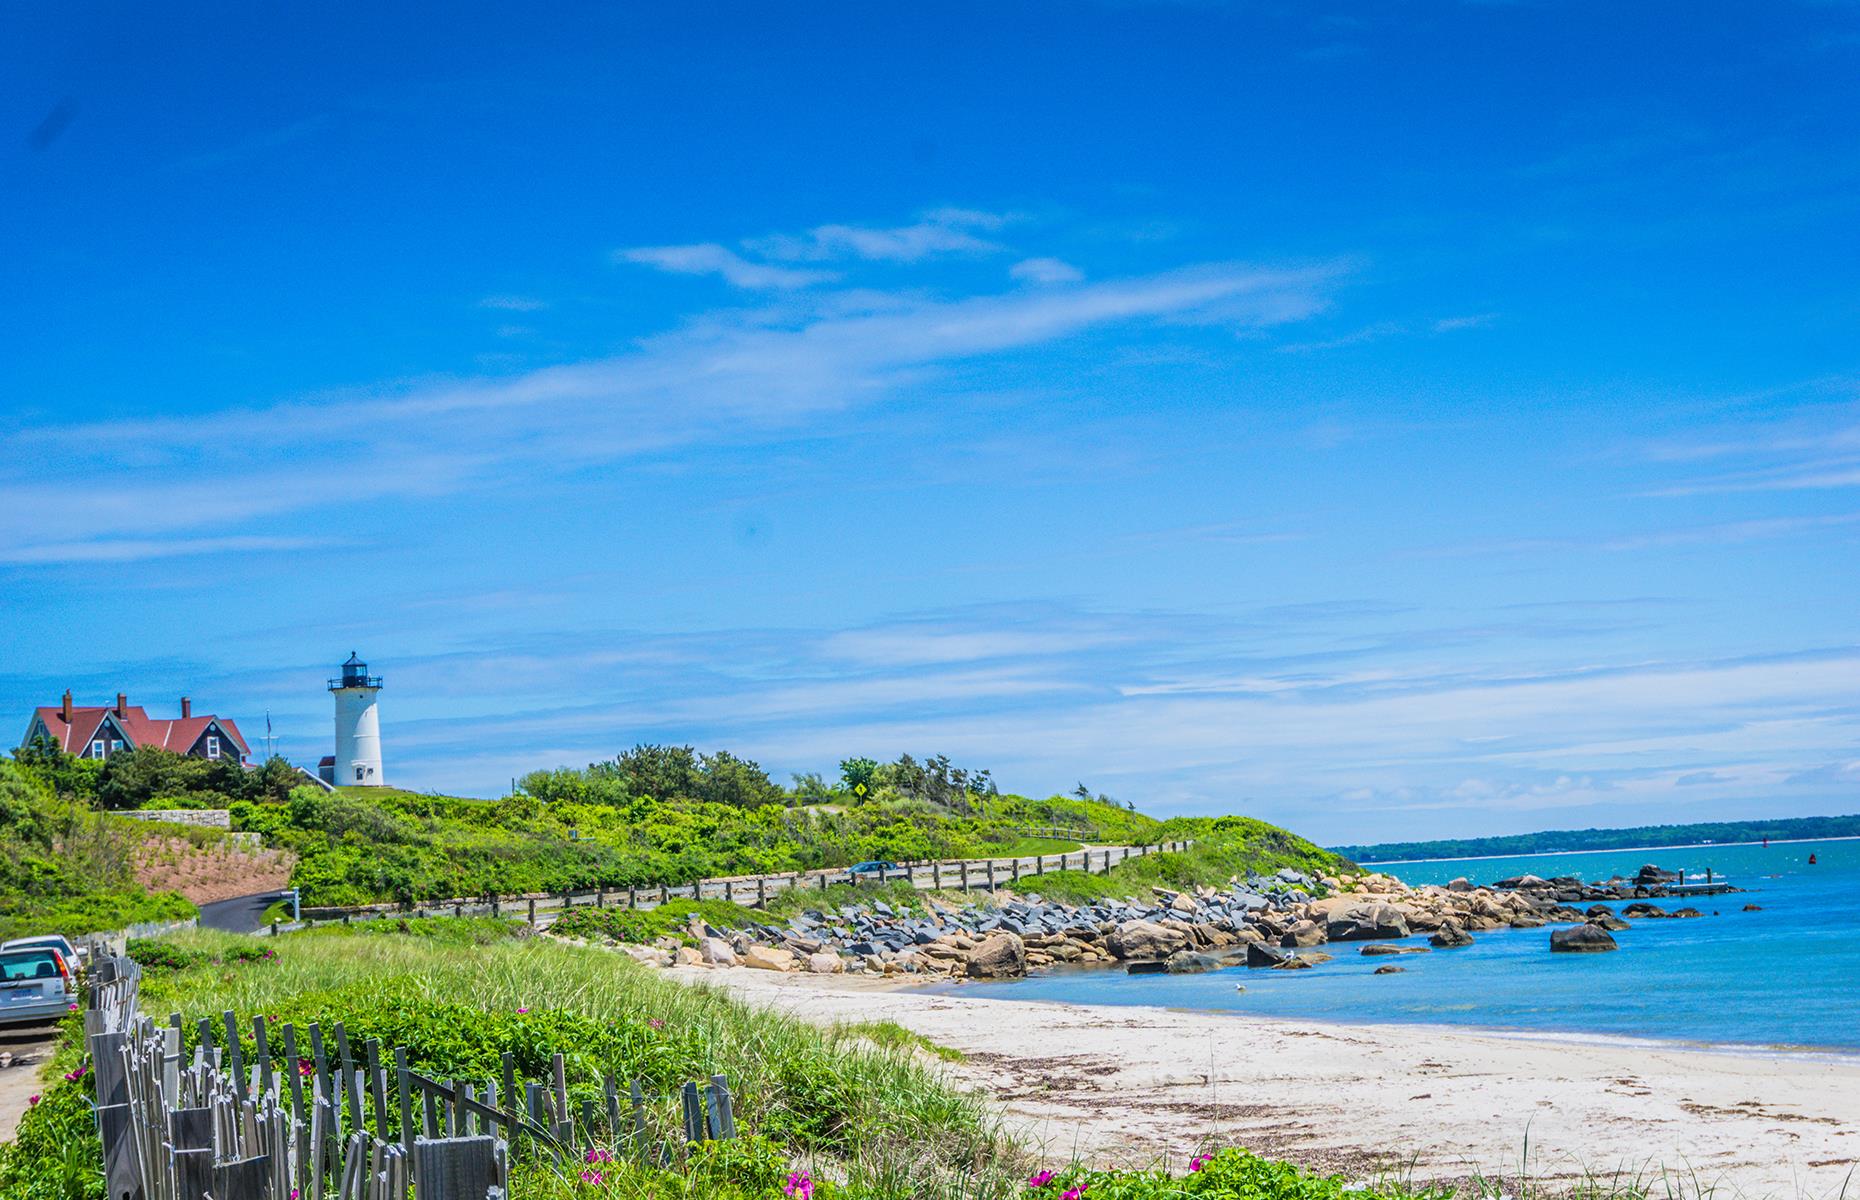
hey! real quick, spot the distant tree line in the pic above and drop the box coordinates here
[1333,813,1860,863]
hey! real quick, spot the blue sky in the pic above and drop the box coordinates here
[4,2,1859,844]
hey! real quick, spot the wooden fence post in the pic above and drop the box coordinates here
[527,898,536,925]
[756,877,767,907]
[986,860,996,891]
[932,861,942,888]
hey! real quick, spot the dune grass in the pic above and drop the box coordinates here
[131,924,1025,1198]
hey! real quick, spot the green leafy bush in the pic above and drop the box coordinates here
[125,938,209,972]
[1027,1148,1452,1200]
[0,1077,104,1200]
[552,899,757,945]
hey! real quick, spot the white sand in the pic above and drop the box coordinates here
[675,967,1860,1199]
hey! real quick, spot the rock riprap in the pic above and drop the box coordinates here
[565,861,1708,978]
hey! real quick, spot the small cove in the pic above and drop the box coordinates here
[944,837,1860,1052]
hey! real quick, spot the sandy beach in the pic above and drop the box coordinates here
[675,967,1860,1199]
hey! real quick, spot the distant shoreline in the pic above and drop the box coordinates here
[1361,833,1860,868]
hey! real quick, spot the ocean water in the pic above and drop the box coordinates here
[946,837,1860,1052]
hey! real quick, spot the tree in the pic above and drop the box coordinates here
[883,753,995,813]
[788,772,833,803]
[838,756,879,798]
[610,744,704,802]
[1074,783,1092,800]
[696,750,783,809]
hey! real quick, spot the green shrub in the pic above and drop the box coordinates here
[552,899,757,945]
[0,1077,104,1200]
[1028,1148,1452,1200]
[125,938,209,972]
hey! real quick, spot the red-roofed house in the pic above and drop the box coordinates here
[20,691,250,765]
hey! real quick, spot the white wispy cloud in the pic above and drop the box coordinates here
[1424,512,1860,557]
[1,255,1345,562]
[1637,394,1860,495]
[1010,257,1085,285]
[616,243,839,289]
[746,209,1010,263]
[0,535,330,565]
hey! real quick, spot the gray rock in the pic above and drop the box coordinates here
[1165,950,1222,974]
[1246,942,1290,968]
[1429,924,1474,949]
[1327,903,1411,942]
[1550,923,1618,953]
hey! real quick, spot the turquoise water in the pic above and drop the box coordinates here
[949,837,1860,1052]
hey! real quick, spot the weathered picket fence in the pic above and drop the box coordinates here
[292,841,1196,934]
[84,956,738,1200]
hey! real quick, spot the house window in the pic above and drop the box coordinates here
[355,766,365,782]
[206,736,221,760]
[91,739,106,757]
[111,739,123,752]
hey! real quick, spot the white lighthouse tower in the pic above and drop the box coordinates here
[329,652,386,787]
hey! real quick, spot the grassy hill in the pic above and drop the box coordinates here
[0,760,196,941]
[6,743,1350,910]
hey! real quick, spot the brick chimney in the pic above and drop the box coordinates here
[180,697,192,719]
[115,692,127,717]
[61,690,72,722]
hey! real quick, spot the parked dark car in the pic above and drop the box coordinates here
[843,860,899,883]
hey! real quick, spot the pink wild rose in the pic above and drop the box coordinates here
[1028,1170,1055,1188]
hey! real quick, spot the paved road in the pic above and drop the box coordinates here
[0,1023,57,1139]
[198,890,293,933]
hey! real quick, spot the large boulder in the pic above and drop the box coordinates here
[1106,919,1188,961]
[1622,903,1668,919]
[1326,903,1411,943]
[1165,950,1222,974]
[623,945,674,968]
[742,945,799,972]
[1429,923,1474,949]
[1280,920,1326,948]
[1550,924,1618,953]
[964,932,1027,979]
[700,937,738,967]
[1360,943,1429,956]
[1588,912,1630,932]
[1246,942,1290,968]
[805,952,845,975]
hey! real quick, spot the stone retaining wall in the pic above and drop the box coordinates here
[121,808,233,829]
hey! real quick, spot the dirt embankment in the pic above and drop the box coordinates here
[133,835,295,905]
